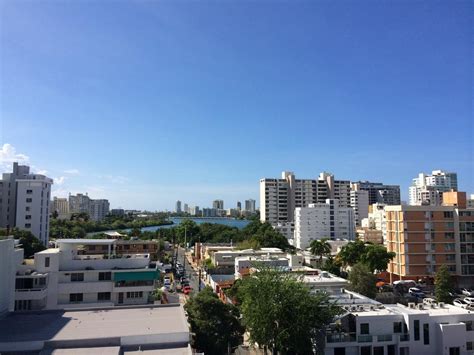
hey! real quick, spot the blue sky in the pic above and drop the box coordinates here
[1,0,472,210]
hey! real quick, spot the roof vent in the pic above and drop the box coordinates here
[417,304,424,310]
[408,303,416,309]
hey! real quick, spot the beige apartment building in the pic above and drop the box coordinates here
[385,191,474,287]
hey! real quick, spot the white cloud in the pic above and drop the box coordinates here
[64,169,80,175]
[54,176,66,185]
[0,143,29,170]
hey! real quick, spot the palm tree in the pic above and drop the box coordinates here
[309,239,332,267]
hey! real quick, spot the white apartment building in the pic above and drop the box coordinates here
[68,193,91,214]
[350,183,369,226]
[260,171,352,226]
[409,170,458,206]
[52,197,69,219]
[14,239,158,311]
[0,163,53,245]
[325,302,474,355]
[361,203,387,231]
[89,199,110,221]
[468,194,474,209]
[0,238,23,315]
[294,199,355,250]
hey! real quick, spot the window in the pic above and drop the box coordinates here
[126,291,143,298]
[360,323,370,335]
[124,245,130,250]
[26,189,33,194]
[445,232,455,239]
[98,272,111,281]
[399,347,410,355]
[446,222,454,229]
[25,206,30,212]
[69,293,83,302]
[45,257,50,267]
[467,342,473,351]
[444,211,454,218]
[25,223,31,228]
[423,323,429,345]
[71,273,84,282]
[26,198,32,203]
[360,347,371,355]
[393,322,402,333]
[25,215,31,220]
[373,347,383,355]
[465,321,473,331]
[446,254,456,261]
[449,348,460,355]
[98,292,111,301]
[414,320,420,341]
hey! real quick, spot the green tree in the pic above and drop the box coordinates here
[238,267,340,354]
[7,229,46,257]
[321,256,341,276]
[309,239,332,266]
[337,240,367,267]
[185,287,244,355]
[360,244,396,273]
[435,264,453,303]
[348,263,377,299]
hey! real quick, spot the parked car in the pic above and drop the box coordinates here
[461,288,474,296]
[453,298,468,309]
[409,287,425,298]
[183,285,192,295]
[463,297,474,306]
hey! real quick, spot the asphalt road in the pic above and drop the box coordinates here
[177,247,202,296]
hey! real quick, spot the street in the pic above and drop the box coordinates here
[177,246,202,296]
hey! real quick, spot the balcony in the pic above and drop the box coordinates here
[377,334,393,342]
[15,287,48,301]
[399,334,410,342]
[358,335,373,343]
[61,253,152,271]
[326,333,356,343]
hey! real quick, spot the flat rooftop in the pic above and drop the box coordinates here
[0,305,189,353]
[56,239,117,245]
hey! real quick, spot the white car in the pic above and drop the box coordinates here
[453,299,468,309]
[464,297,474,306]
[461,288,474,296]
[409,287,425,298]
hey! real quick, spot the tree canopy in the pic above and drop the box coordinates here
[238,267,340,354]
[348,262,377,299]
[337,241,395,273]
[435,264,453,303]
[310,239,332,265]
[0,229,46,257]
[185,287,244,355]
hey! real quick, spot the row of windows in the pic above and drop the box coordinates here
[126,291,143,298]
[69,292,111,302]
[70,272,112,282]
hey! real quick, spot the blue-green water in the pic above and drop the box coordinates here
[140,217,250,232]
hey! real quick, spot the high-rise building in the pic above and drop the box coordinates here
[183,203,189,214]
[245,199,256,213]
[0,163,53,245]
[212,200,224,210]
[175,200,182,213]
[260,171,351,225]
[350,183,369,227]
[409,170,458,206]
[236,201,241,210]
[385,191,474,286]
[68,193,91,214]
[294,199,355,250]
[89,199,110,221]
[355,181,401,205]
[52,197,69,219]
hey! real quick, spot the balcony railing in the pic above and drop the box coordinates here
[358,335,373,343]
[326,333,356,343]
[15,287,47,292]
[377,334,393,342]
[399,334,410,341]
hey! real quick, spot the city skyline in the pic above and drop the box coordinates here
[1,1,472,210]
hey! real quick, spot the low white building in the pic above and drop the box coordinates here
[325,302,474,355]
[234,255,290,278]
[14,239,159,311]
[212,247,286,268]
[294,199,355,250]
[0,238,24,315]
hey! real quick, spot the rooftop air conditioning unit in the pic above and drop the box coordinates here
[370,305,375,311]
[358,305,364,311]
[417,304,424,310]
[439,302,445,308]
[408,303,416,309]
[351,305,358,312]
[430,304,436,308]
